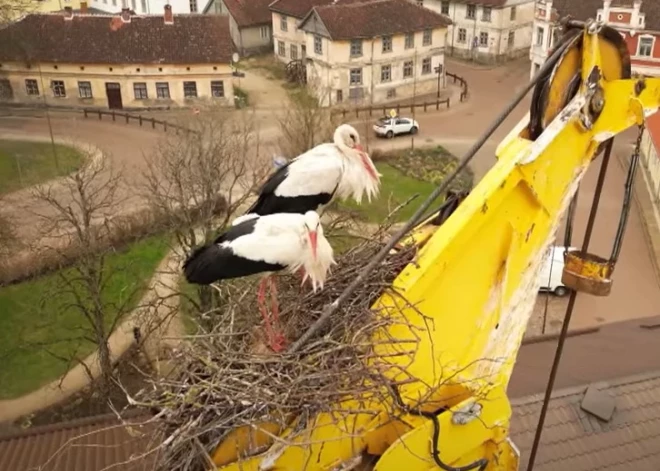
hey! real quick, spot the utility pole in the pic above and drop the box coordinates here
[411,48,418,150]
[434,64,443,98]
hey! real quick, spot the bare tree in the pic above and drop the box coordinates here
[0,206,18,274]
[31,153,132,400]
[142,107,269,318]
[276,83,340,158]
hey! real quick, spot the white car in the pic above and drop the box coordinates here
[538,245,577,297]
[373,116,419,138]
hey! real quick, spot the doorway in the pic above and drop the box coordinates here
[105,82,123,109]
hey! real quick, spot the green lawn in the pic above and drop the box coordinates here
[339,163,436,223]
[0,235,170,399]
[0,140,85,195]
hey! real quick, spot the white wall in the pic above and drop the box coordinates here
[88,0,200,14]
[272,12,307,62]
[423,0,534,62]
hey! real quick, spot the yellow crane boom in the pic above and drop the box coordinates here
[211,20,660,471]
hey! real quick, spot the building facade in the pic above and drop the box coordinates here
[207,0,272,56]
[422,0,535,64]
[0,8,235,110]
[641,111,660,207]
[86,0,207,15]
[530,0,660,78]
[299,0,451,106]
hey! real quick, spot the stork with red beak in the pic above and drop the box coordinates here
[183,211,335,352]
[243,124,381,217]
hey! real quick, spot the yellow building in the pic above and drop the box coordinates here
[36,0,84,13]
[0,7,236,110]
[298,0,451,106]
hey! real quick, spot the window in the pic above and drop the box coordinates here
[280,14,288,32]
[382,35,392,53]
[133,82,147,99]
[403,60,413,78]
[211,80,224,97]
[290,44,298,60]
[25,79,39,96]
[156,82,170,99]
[381,64,391,82]
[350,68,362,85]
[314,35,322,54]
[183,81,197,98]
[536,27,544,46]
[51,80,65,97]
[482,6,491,22]
[301,44,306,58]
[78,81,93,98]
[466,4,476,19]
[638,37,654,57]
[350,39,362,57]
[260,26,269,39]
[405,33,414,49]
[422,57,432,74]
[112,0,116,5]
[278,40,285,57]
[416,0,423,6]
[423,29,432,46]
[458,28,467,43]
[479,31,488,46]
[508,30,515,48]
[597,13,602,22]
[387,88,396,99]
[348,87,363,100]
[189,0,197,12]
[441,1,449,15]
[510,6,516,20]
[131,0,135,8]
[336,89,343,103]
[140,0,146,11]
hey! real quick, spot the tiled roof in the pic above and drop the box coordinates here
[223,0,272,27]
[511,370,660,471]
[448,0,508,7]
[647,111,660,154]
[643,0,660,31]
[302,0,451,40]
[0,411,159,471]
[0,13,235,64]
[268,0,366,19]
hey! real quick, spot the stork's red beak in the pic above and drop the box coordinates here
[308,230,318,259]
[355,144,364,152]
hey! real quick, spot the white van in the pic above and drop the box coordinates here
[538,246,575,297]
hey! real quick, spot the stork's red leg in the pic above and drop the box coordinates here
[267,276,287,352]
[257,278,274,340]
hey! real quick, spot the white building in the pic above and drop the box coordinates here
[298,0,451,106]
[87,0,207,14]
[421,0,535,63]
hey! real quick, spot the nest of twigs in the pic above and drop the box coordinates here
[137,223,419,471]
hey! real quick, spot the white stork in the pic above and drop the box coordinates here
[183,211,335,352]
[244,124,381,217]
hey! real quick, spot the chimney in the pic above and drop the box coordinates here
[80,1,88,13]
[164,4,173,24]
[63,6,73,20]
[121,7,131,23]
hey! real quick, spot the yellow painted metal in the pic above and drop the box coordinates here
[214,28,660,471]
[561,249,614,296]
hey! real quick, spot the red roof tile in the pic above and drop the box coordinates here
[0,13,235,65]
[449,0,508,6]
[0,411,159,471]
[302,0,451,40]
[268,0,366,19]
[511,370,660,471]
[223,0,272,27]
[646,111,660,154]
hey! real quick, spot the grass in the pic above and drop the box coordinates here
[242,54,287,81]
[0,140,85,195]
[338,146,474,224]
[0,234,170,400]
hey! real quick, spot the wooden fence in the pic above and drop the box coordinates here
[82,108,194,133]
[333,97,451,119]
[447,71,469,102]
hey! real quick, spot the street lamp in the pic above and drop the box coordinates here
[434,64,444,98]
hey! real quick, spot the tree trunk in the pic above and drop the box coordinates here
[97,337,113,400]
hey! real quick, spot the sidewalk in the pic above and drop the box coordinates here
[0,247,186,424]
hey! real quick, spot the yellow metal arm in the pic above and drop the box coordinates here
[213,25,660,471]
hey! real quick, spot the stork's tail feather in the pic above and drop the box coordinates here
[183,244,223,285]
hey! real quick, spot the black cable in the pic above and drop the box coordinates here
[389,384,487,471]
[288,32,577,354]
